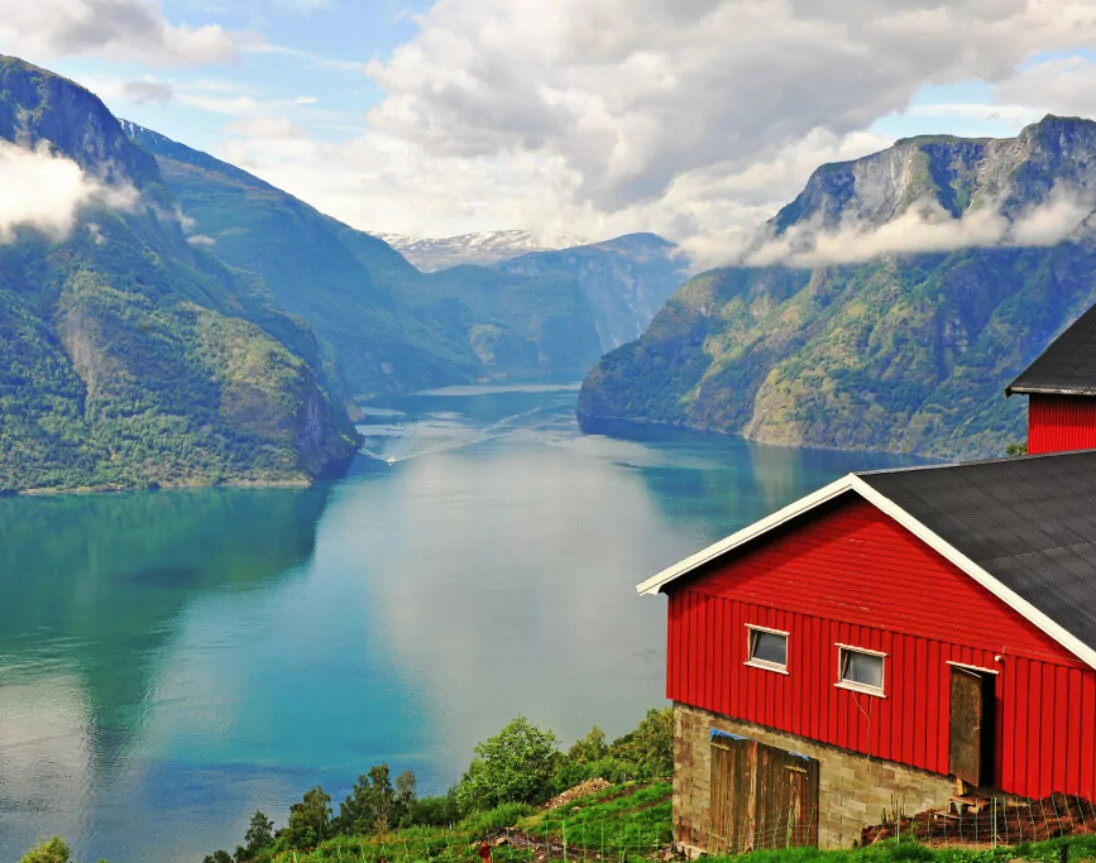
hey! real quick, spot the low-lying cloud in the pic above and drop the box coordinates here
[0,140,137,243]
[745,186,1095,268]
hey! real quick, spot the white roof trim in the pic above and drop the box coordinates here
[636,472,1096,672]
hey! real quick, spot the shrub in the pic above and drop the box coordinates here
[608,708,673,778]
[19,838,72,863]
[456,716,560,813]
[410,792,462,827]
[461,802,536,835]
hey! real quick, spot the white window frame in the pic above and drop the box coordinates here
[835,643,886,696]
[745,624,789,674]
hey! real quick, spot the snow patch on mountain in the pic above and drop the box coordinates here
[373,229,589,272]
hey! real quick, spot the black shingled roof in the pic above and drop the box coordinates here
[858,450,1096,657]
[1008,305,1096,396]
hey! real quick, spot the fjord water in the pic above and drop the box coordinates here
[0,385,910,863]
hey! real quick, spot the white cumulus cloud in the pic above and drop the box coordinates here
[364,0,1096,212]
[0,140,138,243]
[0,0,238,65]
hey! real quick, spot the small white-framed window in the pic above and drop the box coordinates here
[746,625,788,673]
[836,644,886,696]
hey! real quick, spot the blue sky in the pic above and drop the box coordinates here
[1,0,1094,259]
[42,0,432,152]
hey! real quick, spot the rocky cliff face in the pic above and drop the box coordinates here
[579,116,1096,459]
[0,56,359,492]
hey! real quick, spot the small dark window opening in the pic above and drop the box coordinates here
[838,646,885,694]
[747,627,788,671]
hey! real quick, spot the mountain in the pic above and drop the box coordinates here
[374,229,589,272]
[497,233,690,351]
[578,116,1096,460]
[0,56,359,492]
[123,124,604,395]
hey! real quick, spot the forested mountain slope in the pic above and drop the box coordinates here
[0,56,359,492]
[579,116,1096,459]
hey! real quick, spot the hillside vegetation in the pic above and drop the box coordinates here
[579,116,1096,459]
[0,57,359,492]
[22,709,1096,863]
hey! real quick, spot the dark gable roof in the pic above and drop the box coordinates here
[858,450,1096,654]
[1007,305,1096,396]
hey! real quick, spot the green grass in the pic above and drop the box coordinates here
[709,834,1096,863]
[525,781,673,857]
[270,782,672,863]
[272,785,1096,863]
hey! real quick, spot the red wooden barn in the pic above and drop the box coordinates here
[642,314,1096,854]
[1007,302,1096,454]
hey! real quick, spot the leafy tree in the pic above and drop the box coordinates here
[456,715,560,813]
[19,838,72,863]
[567,726,608,765]
[335,765,419,835]
[200,852,232,863]
[243,811,275,857]
[283,786,332,849]
[408,790,461,827]
[395,769,418,824]
[609,708,673,778]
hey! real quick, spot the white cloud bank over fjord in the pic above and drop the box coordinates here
[0,141,137,242]
[746,186,1096,269]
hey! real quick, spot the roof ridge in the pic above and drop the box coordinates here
[855,447,1096,477]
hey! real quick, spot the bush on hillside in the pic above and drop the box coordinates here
[607,707,672,778]
[409,791,461,827]
[19,838,73,863]
[455,716,560,813]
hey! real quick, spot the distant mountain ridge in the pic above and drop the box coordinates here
[579,116,1096,459]
[374,229,589,271]
[0,56,359,492]
[377,228,692,352]
[497,233,689,351]
[124,124,607,396]
[124,124,693,389]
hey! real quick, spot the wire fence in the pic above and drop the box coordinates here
[864,792,1096,848]
[271,819,669,863]
[264,792,1096,862]
[701,793,1096,856]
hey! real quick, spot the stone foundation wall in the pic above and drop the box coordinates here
[674,703,955,853]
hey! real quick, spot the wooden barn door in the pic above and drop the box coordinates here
[759,747,820,849]
[709,733,820,854]
[949,666,996,788]
[709,734,753,855]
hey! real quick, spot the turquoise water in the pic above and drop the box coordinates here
[0,385,912,862]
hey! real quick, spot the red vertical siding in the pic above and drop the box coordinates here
[1029,395,1096,454]
[666,496,1096,801]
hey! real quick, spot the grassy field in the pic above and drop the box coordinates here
[223,781,1096,863]
[253,781,671,863]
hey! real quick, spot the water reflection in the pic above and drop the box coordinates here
[0,487,332,862]
[0,386,907,863]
